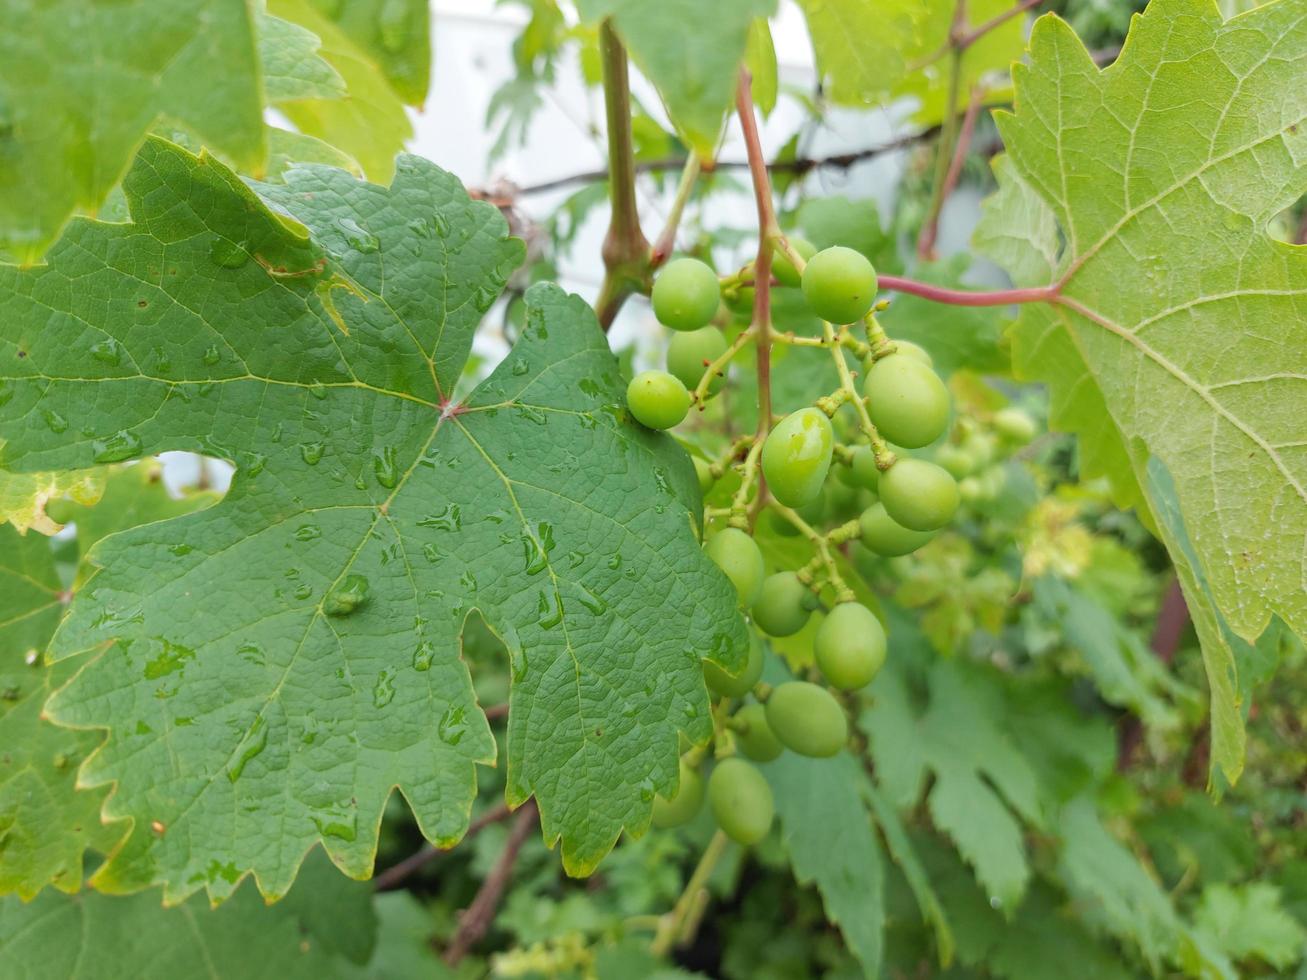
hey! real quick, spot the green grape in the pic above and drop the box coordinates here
[734,702,784,762]
[863,354,950,448]
[879,459,959,531]
[705,527,765,606]
[858,502,936,556]
[979,464,1007,497]
[693,456,715,495]
[708,757,774,845]
[824,479,863,523]
[626,370,689,430]
[651,757,704,828]
[935,444,977,479]
[801,246,877,324]
[704,631,764,697]
[667,326,728,395]
[814,602,886,691]
[961,430,996,468]
[893,340,933,366]
[836,444,881,491]
[725,284,755,318]
[993,407,1038,444]
[761,407,834,508]
[765,682,848,758]
[652,257,720,330]
[751,571,812,637]
[773,235,817,288]
[958,475,986,504]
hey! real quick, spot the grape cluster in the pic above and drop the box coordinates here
[627,242,976,846]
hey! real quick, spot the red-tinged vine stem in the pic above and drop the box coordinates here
[373,802,515,892]
[594,21,651,331]
[444,801,539,965]
[877,275,1058,306]
[1117,580,1189,771]
[918,84,985,259]
[959,0,1044,48]
[736,67,779,528]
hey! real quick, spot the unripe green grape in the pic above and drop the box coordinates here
[725,284,755,318]
[993,407,1038,444]
[693,457,715,496]
[979,464,1007,498]
[935,444,977,480]
[863,354,950,449]
[708,758,774,845]
[836,444,881,492]
[859,502,937,556]
[893,340,933,366]
[824,479,863,523]
[626,370,690,430]
[801,246,877,324]
[652,257,720,330]
[667,326,728,396]
[961,430,996,468]
[958,475,986,504]
[765,682,848,758]
[773,236,817,288]
[704,631,764,698]
[761,407,834,508]
[651,757,704,828]
[814,603,886,691]
[879,459,959,531]
[751,571,812,637]
[705,527,765,606]
[734,702,784,762]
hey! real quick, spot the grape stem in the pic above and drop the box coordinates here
[773,503,859,604]
[693,326,755,407]
[729,438,766,527]
[651,155,702,267]
[736,67,779,529]
[877,275,1059,307]
[823,321,896,469]
[594,21,652,331]
[651,830,731,956]
[918,83,986,260]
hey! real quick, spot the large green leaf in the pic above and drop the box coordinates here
[0,139,746,901]
[0,0,266,263]
[767,752,885,977]
[0,852,376,979]
[270,0,414,182]
[307,0,432,106]
[576,0,777,159]
[0,464,216,899]
[976,1,1307,777]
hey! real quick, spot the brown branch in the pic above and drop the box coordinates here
[484,702,509,722]
[509,128,941,197]
[1116,579,1189,771]
[917,84,985,259]
[372,802,514,892]
[443,801,539,966]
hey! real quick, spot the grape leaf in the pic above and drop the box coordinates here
[0,468,104,535]
[0,139,746,900]
[307,0,432,107]
[767,752,885,978]
[0,852,375,980]
[0,525,117,898]
[1193,882,1307,970]
[575,0,777,159]
[258,11,347,104]
[797,0,1025,121]
[797,0,924,107]
[0,464,216,899]
[270,0,414,182]
[0,0,265,263]
[862,608,1042,910]
[976,1,1307,776]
